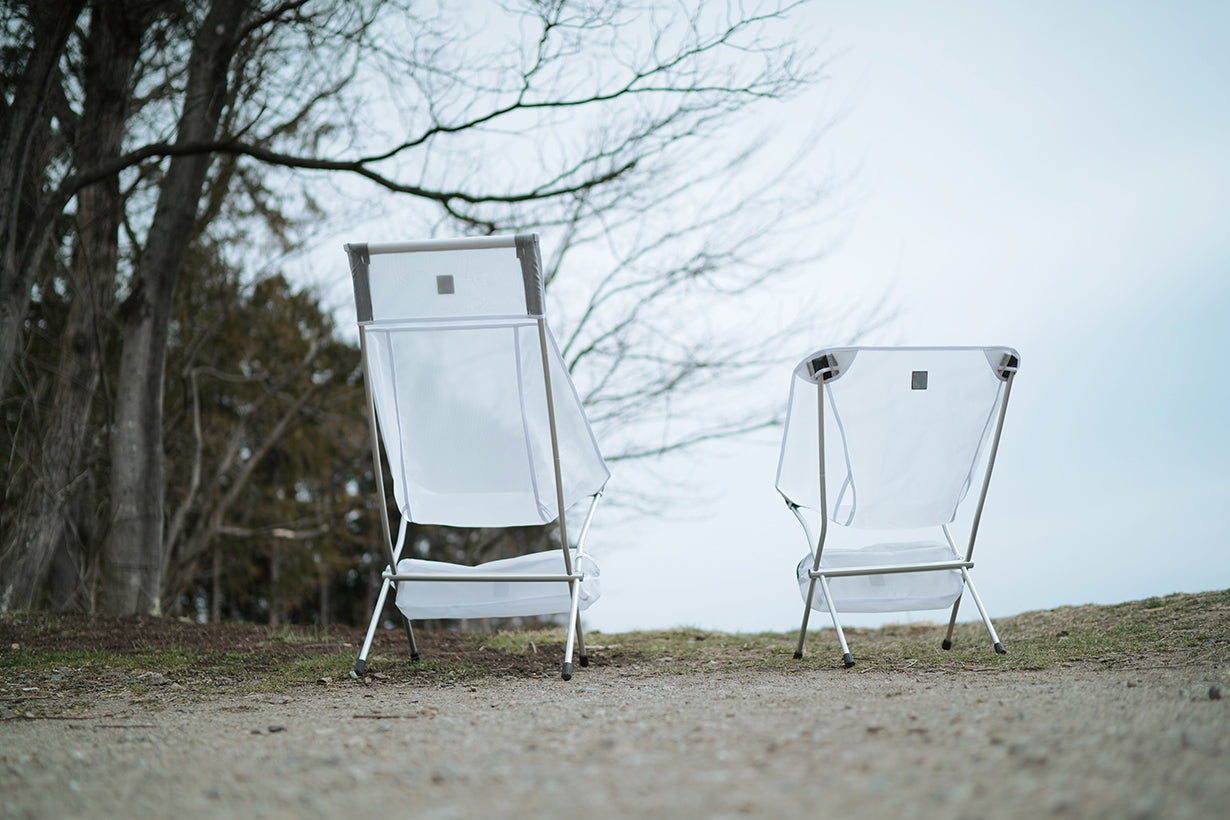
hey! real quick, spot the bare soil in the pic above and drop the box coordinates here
[2,602,1228,819]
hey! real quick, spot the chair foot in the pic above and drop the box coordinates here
[994,641,1006,655]
[793,651,803,659]
[353,659,366,677]
[842,653,855,668]
[410,652,420,661]
[579,654,589,668]
[941,639,953,651]
[562,662,573,681]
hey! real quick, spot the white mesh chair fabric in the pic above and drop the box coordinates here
[395,550,601,620]
[363,318,606,526]
[347,235,609,680]
[776,346,1019,666]
[793,542,965,613]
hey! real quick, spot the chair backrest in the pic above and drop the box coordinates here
[349,235,545,323]
[346,235,609,528]
[775,346,1018,529]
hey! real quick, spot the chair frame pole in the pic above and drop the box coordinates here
[943,370,1016,652]
[355,519,415,677]
[794,377,836,662]
[790,505,817,659]
[958,566,1004,652]
[355,330,418,676]
[572,491,603,669]
[359,328,397,570]
[537,316,580,680]
[818,575,854,668]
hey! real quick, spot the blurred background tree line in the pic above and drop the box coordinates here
[1,0,866,624]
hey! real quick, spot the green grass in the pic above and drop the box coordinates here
[474,589,1230,675]
[0,647,114,670]
[2,591,1226,703]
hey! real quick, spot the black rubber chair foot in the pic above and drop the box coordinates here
[994,642,1007,655]
[562,662,573,681]
[579,655,590,668]
[843,653,855,668]
[793,651,803,659]
[941,640,953,651]
[410,653,421,662]
[353,659,366,676]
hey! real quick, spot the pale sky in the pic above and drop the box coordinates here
[584,1,1230,633]
[306,2,1230,637]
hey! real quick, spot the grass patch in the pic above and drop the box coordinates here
[0,647,114,670]
[2,590,1226,706]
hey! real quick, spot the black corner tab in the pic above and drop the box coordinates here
[515,233,545,316]
[808,353,838,382]
[345,243,372,322]
[997,353,1019,381]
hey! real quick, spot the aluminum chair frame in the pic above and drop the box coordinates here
[788,347,1018,667]
[347,235,604,681]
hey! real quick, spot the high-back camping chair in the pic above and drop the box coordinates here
[346,234,610,680]
[775,346,1019,667]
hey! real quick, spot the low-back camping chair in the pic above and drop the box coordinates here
[775,346,1019,667]
[346,234,610,680]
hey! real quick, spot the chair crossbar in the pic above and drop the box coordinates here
[366,236,516,255]
[383,572,584,583]
[808,560,973,579]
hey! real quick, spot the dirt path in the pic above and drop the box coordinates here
[3,663,1227,819]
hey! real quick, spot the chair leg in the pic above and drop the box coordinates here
[818,575,855,668]
[942,594,963,650]
[575,611,589,667]
[794,577,819,659]
[354,578,395,677]
[959,567,1005,654]
[561,579,583,680]
[404,615,420,661]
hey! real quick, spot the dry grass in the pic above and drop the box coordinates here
[487,589,1230,675]
[2,590,1227,705]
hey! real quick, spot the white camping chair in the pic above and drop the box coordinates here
[346,234,610,680]
[775,346,1019,667]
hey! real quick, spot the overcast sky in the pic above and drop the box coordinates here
[584,1,1230,634]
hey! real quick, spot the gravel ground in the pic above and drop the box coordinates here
[3,663,1227,819]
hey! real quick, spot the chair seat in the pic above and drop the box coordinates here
[796,541,965,613]
[394,550,601,620]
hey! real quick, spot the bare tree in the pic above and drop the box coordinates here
[0,0,157,609]
[1,0,870,614]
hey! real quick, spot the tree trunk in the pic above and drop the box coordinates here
[211,544,222,623]
[0,0,140,609]
[319,563,329,627]
[269,541,281,627]
[0,0,85,403]
[105,313,170,613]
[101,0,250,613]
